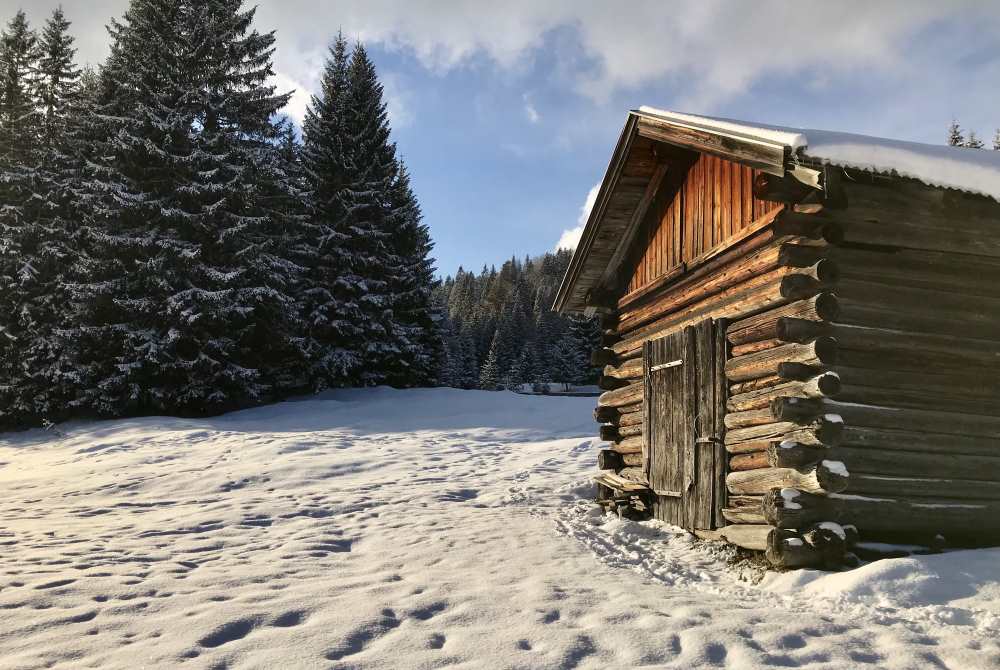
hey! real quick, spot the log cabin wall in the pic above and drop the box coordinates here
[595,170,1000,567]
[627,153,781,294]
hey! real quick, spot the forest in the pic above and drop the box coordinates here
[0,1,597,429]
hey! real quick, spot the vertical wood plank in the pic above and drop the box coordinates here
[713,318,729,528]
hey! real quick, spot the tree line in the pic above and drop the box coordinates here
[946,120,1000,150]
[0,2,441,428]
[434,250,599,392]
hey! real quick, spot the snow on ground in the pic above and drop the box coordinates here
[0,388,997,669]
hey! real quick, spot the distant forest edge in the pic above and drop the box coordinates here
[435,250,598,392]
[0,2,596,430]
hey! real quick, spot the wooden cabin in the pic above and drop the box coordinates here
[554,107,1000,569]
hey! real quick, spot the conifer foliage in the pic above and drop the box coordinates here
[434,251,598,392]
[0,3,444,428]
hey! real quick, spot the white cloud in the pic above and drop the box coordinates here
[523,93,540,124]
[15,2,1000,129]
[272,71,312,126]
[555,182,600,251]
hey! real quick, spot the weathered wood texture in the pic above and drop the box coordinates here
[628,153,782,293]
[646,321,725,531]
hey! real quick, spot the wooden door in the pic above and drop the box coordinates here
[643,319,727,531]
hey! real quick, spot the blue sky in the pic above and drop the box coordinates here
[6,1,1000,277]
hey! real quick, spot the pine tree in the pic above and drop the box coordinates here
[0,11,40,168]
[994,129,1000,151]
[64,0,305,417]
[479,331,501,390]
[298,33,358,388]
[382,160,443,386]
[947,120,964,147]
[337,43,400,385]
[36,7,79,148]
[966,131,985,149]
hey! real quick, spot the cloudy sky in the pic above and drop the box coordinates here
[5,1,1000,276]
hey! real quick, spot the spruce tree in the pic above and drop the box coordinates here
[479,331,501,390]
[994,129,1000,151]
[337,43,398,385]
[966,131,985,149]
[65,0,305,417]
[37,7,79,148]
[947,120,964,147]
[382,160,443,386]
[299,33,358,387]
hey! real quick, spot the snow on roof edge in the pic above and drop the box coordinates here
[637,106,1000,204]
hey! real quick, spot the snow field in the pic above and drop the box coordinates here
[0,388,996,669]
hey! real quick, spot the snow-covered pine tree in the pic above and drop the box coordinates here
[298,33,361,388]
[337,43,402,385]
[0,10,36,426]
[947,120,964,147]
[479,330,501,390]
[65,0,305,418]
[382,160,443,386]
[36,7,79,148]
[8,7,85,427]
[966,131,985,149]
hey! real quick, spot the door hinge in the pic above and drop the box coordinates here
[649,359,682,373]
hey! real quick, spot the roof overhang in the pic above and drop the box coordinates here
[553,108,796,314]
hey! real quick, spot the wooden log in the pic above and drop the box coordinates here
[725,397,830,429]
[597,382,643,409]
[777,362,826,381]
[617,211,784,310]
[726,293,840,345]
[768,486,1000,542]
[825,400,1000,440]
[600,312,619,330]
[712,524,774,551]
[618,410,644,427]
[831,445,1000,482]
[726,439,773,455]
[773,214,844,244]
[725,416,844,446]
[847,473,1000,501]
[753,172,815,204]
[828,245,1000,298]
[769,397,826,423]
[594,406,618,423]
[827,493,1000,543]
[835,280,1000,341]
[616,242,835,334]
[727,373,841,412]
[768,441,826,469]
[597,375,630,391]
[602,358,643,382]
[766,528,829,568]
[729,374,783,394]
[731,338,783,357]
[730,451,769,471]
[591,348,618,368]
[763,488,834,529]
[830,323,1000,374]
[837,383,1000,416]
[722,495,766,524]
[841,425,1000,458]
[611,436,643,454]
[725,337,837,383]
[725,407,778,430]
[800,522,848,567]
[614,269,830,358]
[617,423,642,438]
[727,461,849,495]
[597,449,621,470]
[776,318,832,344]
[617,466,647,484]
[599,425,618,442]
[600,329,620,347]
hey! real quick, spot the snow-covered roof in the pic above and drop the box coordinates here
[638,106,1000,203]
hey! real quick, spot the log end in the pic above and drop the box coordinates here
[817,459,850,493]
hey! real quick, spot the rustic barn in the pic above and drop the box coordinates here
[554,107,1000,569]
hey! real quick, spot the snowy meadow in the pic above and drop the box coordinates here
[0,388,997,669]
